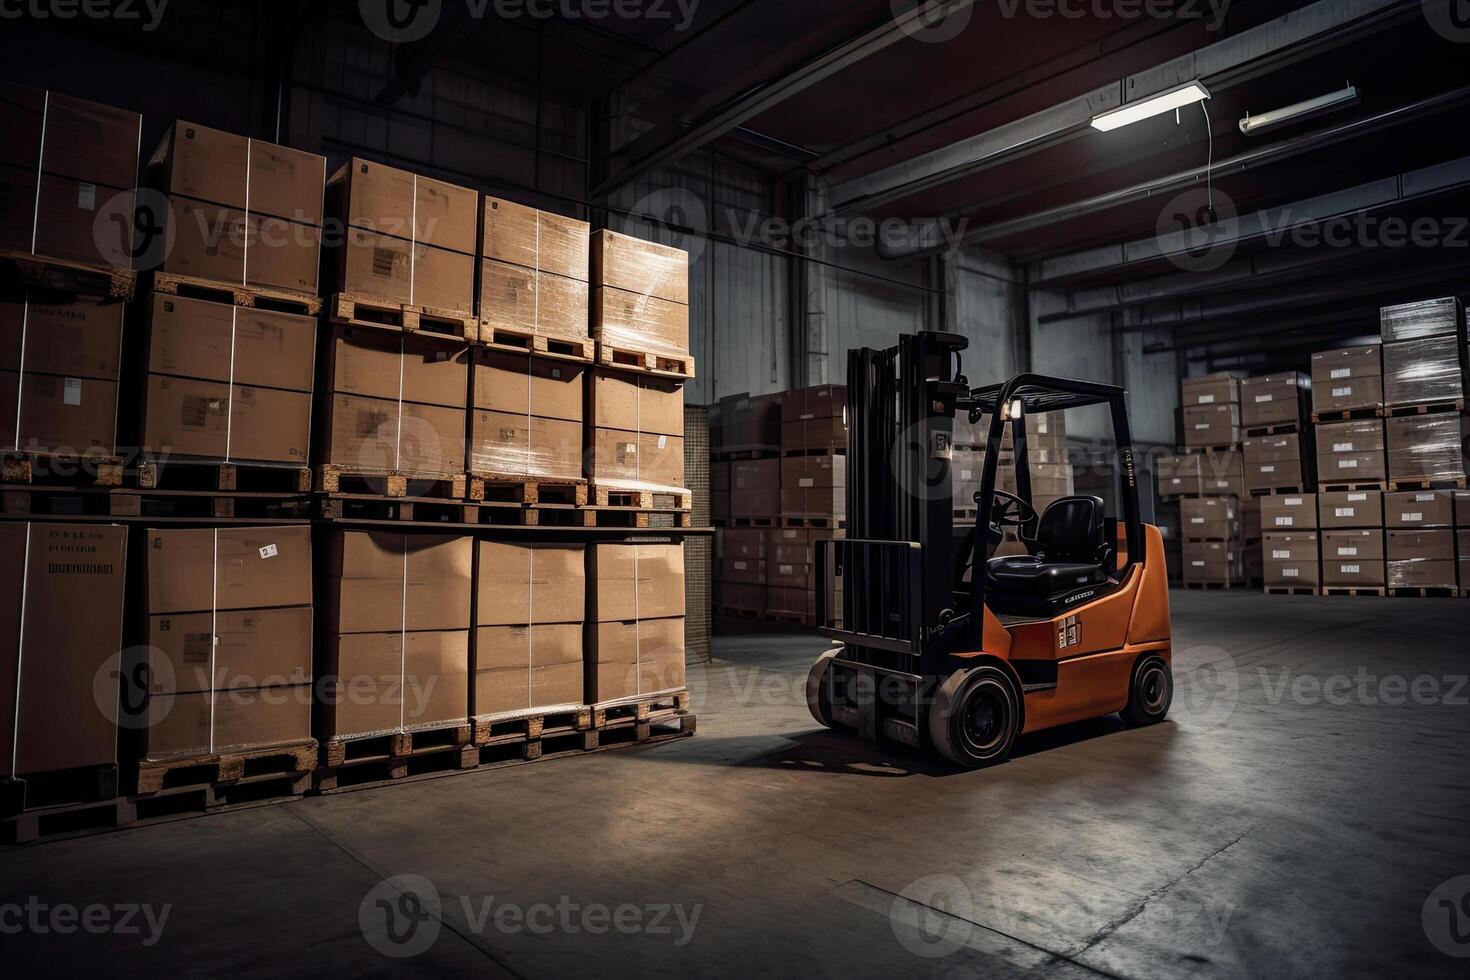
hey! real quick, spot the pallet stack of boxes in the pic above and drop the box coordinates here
[1174,374,1252,588]
[1379,298,1469,597]
[0,87,699,843]
[953,409,1073,557]
[712,392,782,617]
[1242,372,1311,589]
[770,385,847,625]
[1311,344,1386,596]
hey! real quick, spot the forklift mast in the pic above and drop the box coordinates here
[817,331,970,685]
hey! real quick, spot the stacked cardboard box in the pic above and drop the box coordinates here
[1380,298,1467,410]
[320,531,472,739]
[718,392,783,456]
[587,369,687,495]
[1315,418,1386,489]
[327,158,477,315]
[149,121,326,296]
[470,350,584,481]
[1384,490,1457,592]
[590,231,690,359]
[1156,451,1245,500]
[586,543,686,706]
[480,197,590,343]
[711,392,782,616]
[318,326,469,482]
[1242,372,1313,494]
[1263,530,1319,592]
[473,542,585,719]
[143,526,313,758]
[954,411,1073,521]
[0,84,141,269]
[0,523,127,778]
[1181,373,1243,449]
[1311,345,1384,419]
[1181,496,1247,587]
[1318,490,1382,594]
[1385,413,1468,488]
[1458,491,1470,595]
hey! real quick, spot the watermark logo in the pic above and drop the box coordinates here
[0,898,171,946]
[360,0,442,43]
[95,188,174,273]
[1156,186,1239,273]
[1424,875,1470,957]
[890,875,975,958]
[360,875,443,959]
[0,0,171,31]
[892,0,973,43]
[93,645,172,731]
[632,187,709,263]
[1424,0,1470,43]
[1171,644,1239,730]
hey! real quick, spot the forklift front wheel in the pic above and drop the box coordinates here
[1123,655,1173,727]
[806,649,841,729]
[929,667,1019,769]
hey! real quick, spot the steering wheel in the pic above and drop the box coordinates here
[987,490,1038,530]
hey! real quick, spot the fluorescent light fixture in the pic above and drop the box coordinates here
[1239,85,1359,136]
[1091,81,1211,132]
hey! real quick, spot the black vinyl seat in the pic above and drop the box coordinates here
[987,495,1113,600]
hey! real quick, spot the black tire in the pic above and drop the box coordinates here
[806,649,840,729]
[929,666,1020,769]
[1123,655,1173,726]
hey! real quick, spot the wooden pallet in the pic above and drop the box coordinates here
[589,484,692,510]
[1181,444,1242,455]
[316,723,478,793]
[317,492,475,524]
[1387,587,1459,598]
[1265,586,1318,596]
[1318,481,1386,493]
[783,446,848,458]
[473,707,593,746]
[477,324,595,362]
[153,271,320,316]
[1388,477,1467,492]
[1244,422,1304,438]
[316,465,468,499]
[716,605,765,618]
[2,451,123,487]
[136,741,318,796]
[0,248,135,299]
[1249,486,1308,497]
[782,516,845,529]
[582,506,693,529]
[468,474,587,506]
[1311,407,1384,423]
[1,485,312,521]
[2,763,119,818]
[594,341,696,380]
[1320,587,1386,597]
[1385,400,1465,418]
[1182,582,1235,591]
[328,293,475,341]
[136,459,312,493]
[713,449,782,462]
[767,610,817,627]
[2,796,136,845]
[590,691,691,728]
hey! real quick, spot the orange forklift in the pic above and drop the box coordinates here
[806,331,1173,768]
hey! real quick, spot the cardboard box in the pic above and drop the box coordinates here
[719,392,782,454]
[474,624,583,716]
[730,458,780,517]
[0,294,124,380]
[1156,454,1202,498]
[146,686,312,758]
[1263,531,1319,589]
[320,630,468,738]
[336,226,474,314]
[469,410,581,480]
[781,416,847,455]
[30,172,133,268]
[1181,373,1242,408]
[1241,372,1310,428]
[1261,494,1318,531]
[150,121,325,225]
[717,554,765,586]
[1244,433,1309,492]
[785,385,847,421]
[588,543,685,623]
[1182,541,1238,584]
[330,158,476,254]
[480,197,589,281]
[475,542,585,627]
[588,428,685,490]
[592,286,688,354]
[472,350,585,425]
[1386,529,1458,589]
[0,523,126,777]
[1314,419,1386,485]
[1317,490,1383,530]
[720,528,765,563]
[143,375,311,464]
[1,84,140,190]
[589,616,685,704]
[588,370,684,437]
[591,230,688,305]
[765,586,815,621]
[1458,490,1470,528]
[325,531,472,634]
[782,455,844,491]
[146,526,312,615]
[1382,335,1468,407]
[148,606,312,696]
[1386,414,1468,484]
[1321,529,1386,587]
[1459,530,1470,586]
[480,260,589,341]
[147,293,315,391]
[1385,490,1456,529]
[1311,346,1383,414]
[1181,497,1238,540]
[160,195,321,294]
[1380,297,1462,343]
[1183,404,1240,448]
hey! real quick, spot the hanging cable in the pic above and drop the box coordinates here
[1201,100,1215,212]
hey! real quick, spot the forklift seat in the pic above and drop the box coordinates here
[987,495,1112,601]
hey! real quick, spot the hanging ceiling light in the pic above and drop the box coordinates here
[1091,81,1212,132]
[1239,85,1360,136]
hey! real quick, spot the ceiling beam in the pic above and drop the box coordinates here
[590,0,981,198]
[830,0,1413,215]
[372,3,483,107]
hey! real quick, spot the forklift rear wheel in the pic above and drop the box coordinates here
[806,649,840,729]
[1123,655,1173,726]
[929,667,1019,769]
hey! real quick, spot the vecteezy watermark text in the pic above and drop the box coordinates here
[0,898,171,947]
[358,0,701,44]
[0,0,169,30]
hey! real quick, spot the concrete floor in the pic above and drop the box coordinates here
[4,591,1469,979]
